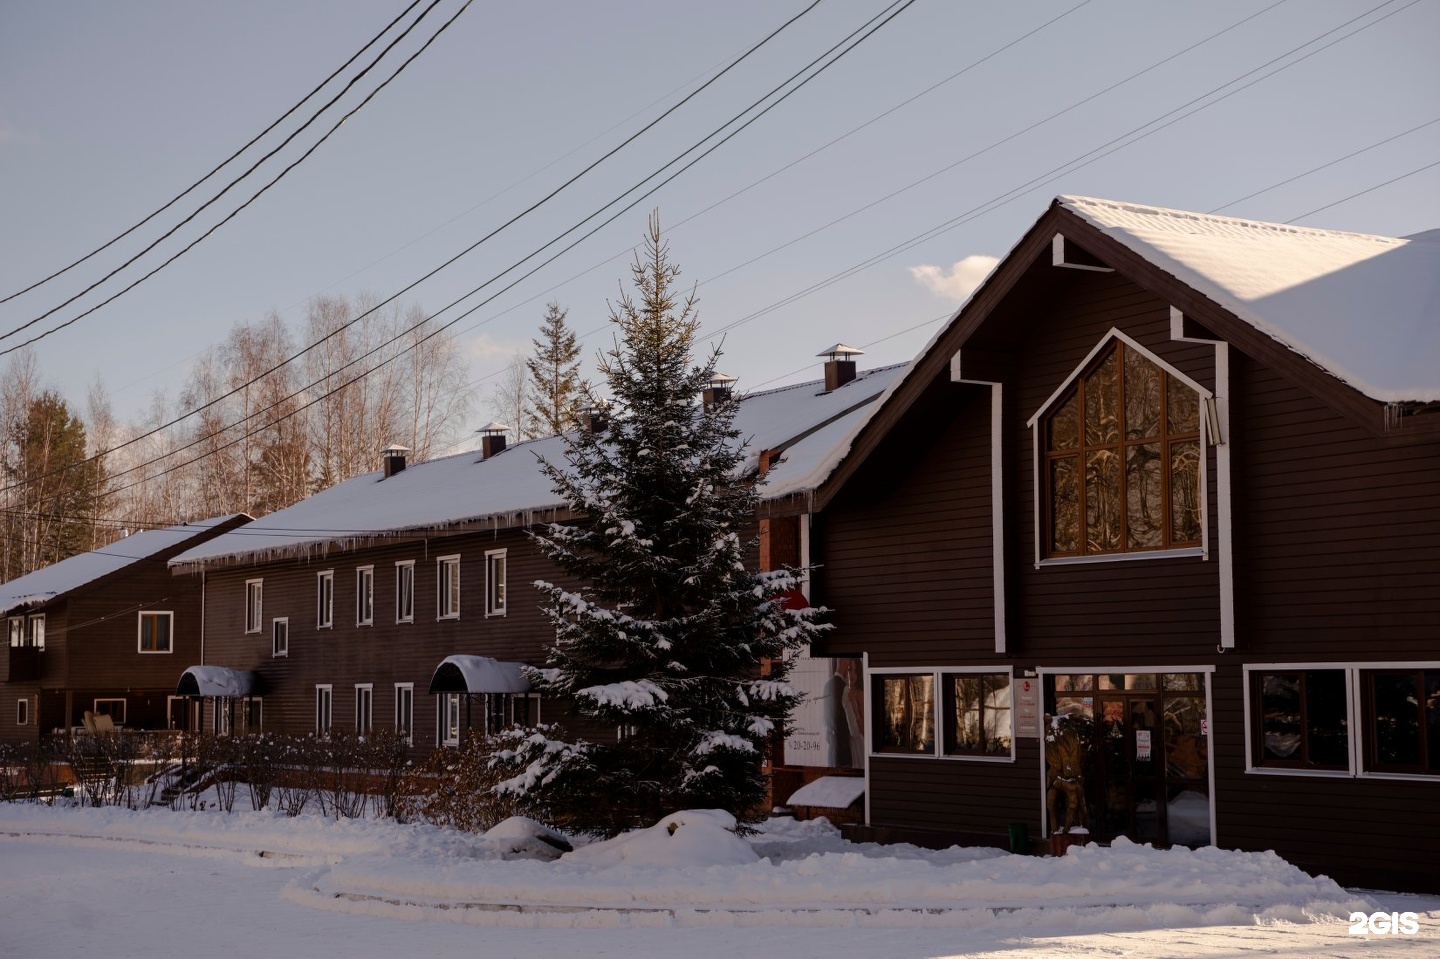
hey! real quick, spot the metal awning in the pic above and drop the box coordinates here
[176,665,260,697]
[428,655,532,694]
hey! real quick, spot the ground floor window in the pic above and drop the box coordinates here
[1044,671,1210,847]
[316,685,333,736]
[870,669,1015,759]
[395,683,414,744]
[1363,668,1440,775]
[1251,668,1348,770]
[873,673,935,754]
[93,698,126,725]
[214,697,262,736]
[438,692,461,746]
[484,691,538,734]
[355,684,373,734]
[16,697,29,725]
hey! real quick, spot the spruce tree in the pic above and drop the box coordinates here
[497,214,828,835]
[524,302,584,438]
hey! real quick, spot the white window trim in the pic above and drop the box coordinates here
[395,682,414,744]
[355,683,374,733]
[437,555,461,621]
[316,684,333,736]
[93,698,126,725]
[8,616,24,648]
[395,561,415,624]
[485,548,507,617]
[1242,661,1440,783]
[16,697,30,726]
[244,579,263,634]
[1026,328,1213,568]
[356,566,374,626]
[272,617,289,658]
[27,614,44,650]
[438,691,461,746]
[864,666,1018,764]
[137,610,174,654]
[317,569,335,629]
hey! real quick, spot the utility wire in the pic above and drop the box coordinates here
[0,0,886,501]
[0,0,469,356]
[0,0,428,307]
[1286,157,1440,221]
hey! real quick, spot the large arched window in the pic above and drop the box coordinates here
[1041,339,1202,557]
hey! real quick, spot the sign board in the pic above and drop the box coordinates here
[1136,728,1152,761]
[1015,676,1041,739]
[783,649,864,768]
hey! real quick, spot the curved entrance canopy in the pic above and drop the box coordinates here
[428,655,532,695]
[176,665,259,697]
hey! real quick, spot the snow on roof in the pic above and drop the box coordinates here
[1060,196,1440,403]
[176,665,258,697]
[428,655,532,694]
[0,515,245,614]
[786,775,866,809]
[171,365,909,567]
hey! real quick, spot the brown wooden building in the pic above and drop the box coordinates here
[0,514,249,743]
[167,365,905,757]
[780,196,1439,892]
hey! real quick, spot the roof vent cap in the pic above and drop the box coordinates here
[477,422,510,460]
[817,343,864,391]
[380,444,411,478]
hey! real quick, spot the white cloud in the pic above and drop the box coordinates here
[466,332,526,364]
[908,255,999,303]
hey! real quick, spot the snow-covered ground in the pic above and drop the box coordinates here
[1,801,1435,958]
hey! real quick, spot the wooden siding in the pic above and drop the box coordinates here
[868,740,1042,843]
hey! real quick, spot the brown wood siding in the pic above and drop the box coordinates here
[868,740,1041,841]
[61,562,204,692]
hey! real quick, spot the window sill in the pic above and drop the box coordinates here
[138,649,173,655]
[438,614,460,622]
[1245,765,1352,779]
[1358,771,1440,783]
[1037,547,1205,568]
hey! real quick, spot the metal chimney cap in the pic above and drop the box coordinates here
[475,422,511,436]
[380,443,411,455]
[816,343,865,360]
[708,372,737,389]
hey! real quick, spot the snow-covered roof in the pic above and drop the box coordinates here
[786,775,866,809]
[1060,196,1440,403]
[428,655,532,694]
[176,665,259,697]
[0,515,246,615]
[171,365,908,568]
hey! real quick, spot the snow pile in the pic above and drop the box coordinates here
[564,809,759,867]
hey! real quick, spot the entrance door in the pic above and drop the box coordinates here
[1096,693,1164,843]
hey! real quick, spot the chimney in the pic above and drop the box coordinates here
[476,422,510,459]
[579,402,609,434]
[817,344,864,391]
[380,444,410,478]
[702,372,737,411]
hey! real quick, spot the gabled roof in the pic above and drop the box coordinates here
[0,514,249,615]
[809,196,1438,508]
[170,364,908,569]
[1059,196,1440,404]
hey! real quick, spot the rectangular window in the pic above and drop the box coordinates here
[317,570,334,628]
[395,683,414,744]
[396,561,415,623]
[28,614,44,650]
[215,699,231,736]
[485,549,507,617]
[355,684,373,734]
[437,556,460,620]
[439,692,461,745]
[873,673,935,754]
[1364,669,1440,775]
[11,615,44,649]
[316,685,333,736]
[138,610,173,653]
[94,698,126,725]
[356,566,374,626]
[942,672,1013,757]
[16,698,29,726]
[272,618,289,657]
[245,580,263,634]
[1252,669,1348,770]
[8,617,23,648]
[241,698,262,733]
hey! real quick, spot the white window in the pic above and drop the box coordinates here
[356,566,374,626]
[94,698,126,725]
[396,561,415,623]
[272,618,289,658]
[8,617,22,648]
[395,683,414,744]
[355,684,373,734]
[16,698,29,726]
[28,614,45,651]
[437,555,460,620]
[245,580,263,634]
[11,615,44,649]
[316,685,333,736]
[438,692,461,745]
[485,549,507,617]
[138,610,173,653]
[215,699,232,736]
[317,570,334,629]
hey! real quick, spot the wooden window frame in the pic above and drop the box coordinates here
[272,617,289,658]
[395,682,414,744]
[137,610,173,654]
[437,555,460,621]
[438,691,461,746]
[870,671,936,756]
[395,561,415,624]
[316,684,333,737]
[244,580,263,634]
[356,566,374,626]
[485,549,507,617]
[1362,668,1439,776]
[316,570,335,629]
[1249,668,1349,772]
[941,670,1015,759]
[27,614,45,650]
[355,683,374,734]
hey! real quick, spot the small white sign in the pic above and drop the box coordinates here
[1135,728,1152,761]
[1015,678,1040,739]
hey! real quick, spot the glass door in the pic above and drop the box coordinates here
[1096,692,1164,843]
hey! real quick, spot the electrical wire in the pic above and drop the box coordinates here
[1285,157,1440,221]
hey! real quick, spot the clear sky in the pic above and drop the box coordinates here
[1,0,1436,438]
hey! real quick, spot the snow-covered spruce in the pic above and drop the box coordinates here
[505,216,829,835]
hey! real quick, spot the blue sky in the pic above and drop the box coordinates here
[1,0,1436,434]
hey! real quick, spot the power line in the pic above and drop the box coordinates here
[1286,157,1440,221]
[0,0,428,307]
[0,0,471,356]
